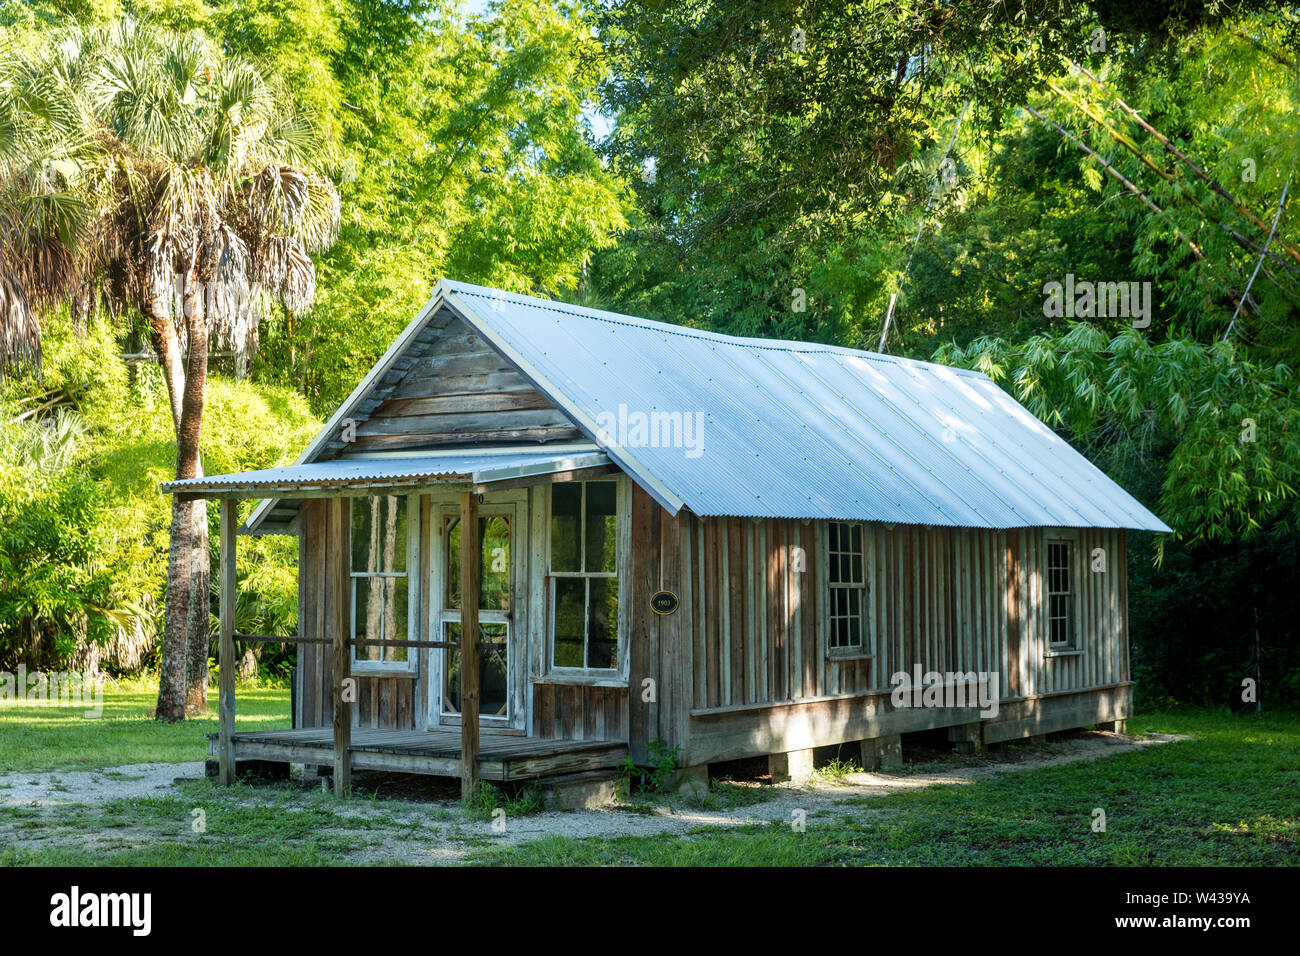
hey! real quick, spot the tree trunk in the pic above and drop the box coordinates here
[157,493,195,721]
[149,283,186,436]
[153,266,212,721]
[183,492,212,716]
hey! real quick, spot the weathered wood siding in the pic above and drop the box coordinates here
[624,482,691,761]
[531,685,629,741]
[296,499,333,729]
[612,491,1132,765]
[350,311,581,452]
[295,498,423,732]
[673,518,1128,713]
[295,480,1131,760]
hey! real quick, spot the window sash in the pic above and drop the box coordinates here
[548,481,622,673]
[827,521,868,655]
[1046,539,1074,648]
[349,495,415,670]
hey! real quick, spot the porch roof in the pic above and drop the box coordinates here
[159,447,612,527]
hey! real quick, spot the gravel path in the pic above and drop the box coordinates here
[0,762,207,807]
[0,730,1184,864]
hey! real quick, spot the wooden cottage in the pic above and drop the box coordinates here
[162,280,1169,798]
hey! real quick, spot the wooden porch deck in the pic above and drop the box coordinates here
[207,727,628,782]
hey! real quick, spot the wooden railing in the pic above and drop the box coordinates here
[217,492,484,800]
[234,635,460,649]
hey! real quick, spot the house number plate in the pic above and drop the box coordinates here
[650,590,680,615]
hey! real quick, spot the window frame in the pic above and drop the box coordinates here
[544,478,630,681]
[1044,534,1081,656]
[824,520,873,661]
[348,492,419,675]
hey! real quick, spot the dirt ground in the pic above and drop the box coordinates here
[0,729,1183,864]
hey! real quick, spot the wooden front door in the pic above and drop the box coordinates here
[428,490,528,732]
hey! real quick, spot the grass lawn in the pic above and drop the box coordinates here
[467,711,1300,866]
[0,687,1296,866]
[0,678,290,772]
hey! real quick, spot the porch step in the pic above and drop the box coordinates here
[539,769,625,810]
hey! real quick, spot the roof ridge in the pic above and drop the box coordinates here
[446,281,987,380]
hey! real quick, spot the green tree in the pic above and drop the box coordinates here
[255,0,632,413]
[0,19,339,718]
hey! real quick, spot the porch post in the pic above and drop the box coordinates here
[459,491,480,801]
[331,497,352,797]
[218,498,237,786]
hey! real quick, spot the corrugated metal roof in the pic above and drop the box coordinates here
[438,281,1170,532]
[160,449,611,495]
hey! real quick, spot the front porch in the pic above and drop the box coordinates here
[206,727,628,782]
[159,447,624,800]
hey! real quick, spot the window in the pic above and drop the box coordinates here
[827,521,868,656]
[1046,539,1075,649]
[350,495,414,669]
[549,481,620,671]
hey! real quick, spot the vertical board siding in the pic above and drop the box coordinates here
[532,684,629,740]
[626,483,691,758]
[679,518,1129,712]
[299,500,333,728]
[298,483,1131,744]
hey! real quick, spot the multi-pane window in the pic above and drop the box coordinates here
[827,521,867,653]
[1047,539,1074,648]
[550,481,620,670]
[350,495,410,666]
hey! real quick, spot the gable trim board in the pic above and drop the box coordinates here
[238,278,1170,536]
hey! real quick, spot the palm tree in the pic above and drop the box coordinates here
[0,21,339,720]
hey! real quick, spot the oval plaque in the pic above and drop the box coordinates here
[650,590,680,615]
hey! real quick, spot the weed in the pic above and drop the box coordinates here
[617,739,681,801]
[463,780,544,821]
[815,756,861,783]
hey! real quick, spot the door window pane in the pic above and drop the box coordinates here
[443,622,508,717]
[446,515,511,611]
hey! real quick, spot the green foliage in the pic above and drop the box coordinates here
[251,0,632,414]
[464,779,544,820]
[617,738,680,800]
[934,326,1300,548]
[814,754,861,783]
[0,432,120,665]
[0,312,319,672]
